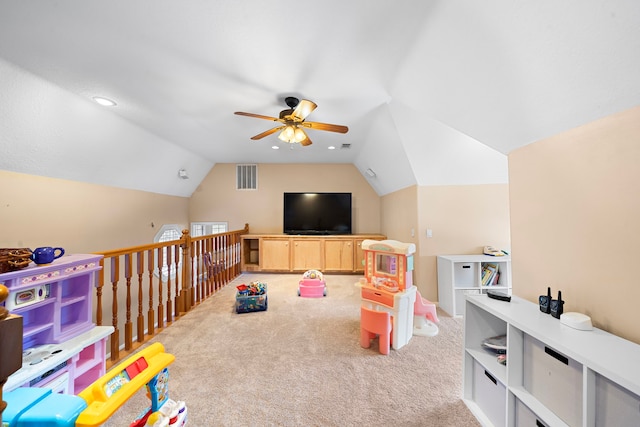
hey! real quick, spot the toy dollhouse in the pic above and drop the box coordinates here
[358,239,417,350]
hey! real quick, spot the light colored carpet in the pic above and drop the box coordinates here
[103,274,480,427]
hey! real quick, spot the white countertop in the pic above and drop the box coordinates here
[5,325,114,391]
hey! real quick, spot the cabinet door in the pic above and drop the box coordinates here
[261,239,291,271]
[354,239,366,272]
[291,239,322,271]
[324,239,354,272]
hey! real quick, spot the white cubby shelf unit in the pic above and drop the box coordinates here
[437,255,512,317]
[463,294,640,427]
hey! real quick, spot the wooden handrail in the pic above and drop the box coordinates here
[94,224,249,366]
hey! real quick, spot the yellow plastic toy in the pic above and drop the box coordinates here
[75,342,175,427]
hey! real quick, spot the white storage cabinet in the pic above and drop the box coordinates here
[463,294,640,426]
[437,255,511,317]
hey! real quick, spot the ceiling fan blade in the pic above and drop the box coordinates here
[251,126,284,140]
[302,121,349,134]
[298,129,312,146]
[291,99,317,121]
[235,111,282,122]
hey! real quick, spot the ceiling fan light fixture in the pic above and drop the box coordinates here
[278,125,295,142]
[277,131,289,142]
[235,98,346,147]
[278,125,308,143]
[293,127,306,142]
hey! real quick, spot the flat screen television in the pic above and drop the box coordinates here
[283,192,352,235]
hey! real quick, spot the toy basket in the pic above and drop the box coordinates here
[0,248,32,274]
[235,282,268,313]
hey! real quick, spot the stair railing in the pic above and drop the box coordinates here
[93,224,249,366]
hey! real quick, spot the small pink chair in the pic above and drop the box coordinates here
[413,289,439,337]
[298,278,327,298]
[360,306,393,355]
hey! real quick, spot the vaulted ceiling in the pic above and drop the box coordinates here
[1,1,638,197]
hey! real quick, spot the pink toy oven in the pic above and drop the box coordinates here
[297,278,326,297]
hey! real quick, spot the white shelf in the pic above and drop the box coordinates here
[437,255,512,317]
[464,294,640,426]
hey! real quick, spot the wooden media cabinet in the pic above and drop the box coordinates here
[240,234,386,273]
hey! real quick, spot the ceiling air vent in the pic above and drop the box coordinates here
[341,143,351,149]
[236,164,257,190]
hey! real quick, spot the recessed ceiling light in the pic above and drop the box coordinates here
[328,146,336,150]
[93,96,116,106]
[272,145,280,150]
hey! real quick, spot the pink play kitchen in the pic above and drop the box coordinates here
[1,251,113,395]
[357,239,417,352]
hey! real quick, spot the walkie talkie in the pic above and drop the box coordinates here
[539,287,552,314]
[550,290,564,319]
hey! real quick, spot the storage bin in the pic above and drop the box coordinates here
[473,359,506,427]
[595,372,640,426]
[456,289,480,316]
[515,398,548,427]
[454,262,477,287]
[235,283,268,313]
[523,334,582,426]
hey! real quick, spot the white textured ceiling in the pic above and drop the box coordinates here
[0,1,638,196]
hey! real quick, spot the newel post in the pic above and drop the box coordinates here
[180,229,193,313]
[0,285,23,420]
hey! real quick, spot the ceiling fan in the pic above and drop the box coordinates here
[234,97,348,146]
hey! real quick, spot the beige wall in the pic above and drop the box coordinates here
[191,168,513,306]
[0,170,190,253]
[381,185,418,244]
[1,162,513,320]
[0,170,190,346]
[509,106,640,344]
[380,185,419,286]
[414,184,512,302]
[189,163,381,234]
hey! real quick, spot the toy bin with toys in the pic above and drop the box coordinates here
[235,281,268,313]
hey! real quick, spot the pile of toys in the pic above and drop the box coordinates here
[235,281,268,313]
[236,281,266,296]
[130,367,187,427]
[302,269,324,281]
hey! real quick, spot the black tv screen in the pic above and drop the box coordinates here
[284,192,352,235]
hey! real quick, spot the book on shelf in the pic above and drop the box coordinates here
[481,262,499,286]
[492,271,501,286]
[480,265,492,286]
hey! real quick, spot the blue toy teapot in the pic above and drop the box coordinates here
[31,247,65,265]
